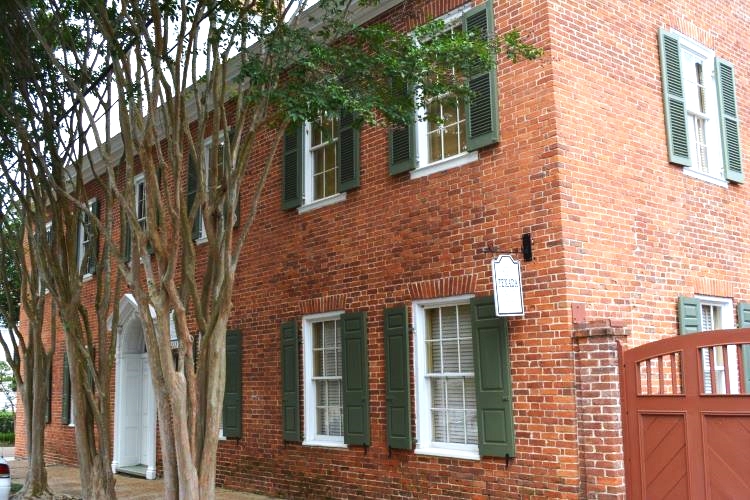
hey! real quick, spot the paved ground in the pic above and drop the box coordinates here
[5,448,273,499]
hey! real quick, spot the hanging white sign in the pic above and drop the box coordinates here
[491,255,525,317]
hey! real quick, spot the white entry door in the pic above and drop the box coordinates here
[139,357,152,465]
[120,355,145,466]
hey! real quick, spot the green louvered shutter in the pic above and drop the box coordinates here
[678,296,701,334]
[716,58,743,183]
[659,29,691,166]
[737,303,750,393]
[87,199,99,275]
[471,296,515,457]
[384,305,412,449]
[187,154,201,240]
[223,330,242,438]
[389,80,416,175]
[341,311,369,446]
[281,320,301,441]
[464,2,499,151]
[338,111,361,192]
[282,126,303,210]
[62,352,71,425]
[122,218,132,262]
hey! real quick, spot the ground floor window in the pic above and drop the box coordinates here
[303,312,344,446]
[413,297,479,458]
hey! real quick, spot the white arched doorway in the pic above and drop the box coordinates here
[110,294,157,479]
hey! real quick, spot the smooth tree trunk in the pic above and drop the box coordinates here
[14,307,53,499]
[17,348,53,499]
[63,321,117,500]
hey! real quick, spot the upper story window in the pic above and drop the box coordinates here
[188,132,240,242]
[281,112,360,213]
[389,2,497,179]
[659,29,743,185]
[194,137,226,242]
[415,19,472,175]
[308,115,340,202]
[134,173,147,229]
[77,198,98,277]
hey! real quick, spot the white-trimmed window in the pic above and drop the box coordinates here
[40,221,52,294]
[281,113,360,212]
[660,29,743,184]
[134,173,147,229]
[388,3,496,179]
[196,136,227,242]
[413,12,476,178]
[678,295,739,394]
[303,311,345,446]
[679,38,723,180]
[77,198,97,277]
[306,115,339,204]
[413,296,479,459]
[696,297,739,394]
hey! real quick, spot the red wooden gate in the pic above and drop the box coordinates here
[620,329,750,499]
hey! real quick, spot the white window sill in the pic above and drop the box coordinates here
[82,273,93,283]
[414,446,480,461]
[682,167,729,188]
[195,236,207,245]
[297,192,346,214]
[410,151,479,180]
[302,439,347,449]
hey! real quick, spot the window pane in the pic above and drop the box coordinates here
[424,304,478,446]
[443,124,460,158]
[428,129,442,163]
[312,318,343,438]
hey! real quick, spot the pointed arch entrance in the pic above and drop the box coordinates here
[110,294,157,479]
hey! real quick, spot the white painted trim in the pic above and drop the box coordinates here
[297,193,346,213]
[410,151,479,180]
[302,311,346,447]
[412,295,479,459]
[111,296,158,480]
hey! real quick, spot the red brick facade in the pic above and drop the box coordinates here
[17,0,750,498]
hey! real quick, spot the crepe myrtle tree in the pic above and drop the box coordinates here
[0,2,126,498]
[0,191,55,499]
[30,0,541,498]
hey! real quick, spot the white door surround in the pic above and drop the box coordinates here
[111,294,157,480]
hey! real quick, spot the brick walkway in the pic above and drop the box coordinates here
[7,451,273,499]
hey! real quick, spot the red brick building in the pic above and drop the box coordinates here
[17,0,750,498]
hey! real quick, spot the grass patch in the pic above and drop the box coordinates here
[11,483,22,493]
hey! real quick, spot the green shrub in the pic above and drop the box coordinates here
[0,412,13,434]
[0,432,13,445]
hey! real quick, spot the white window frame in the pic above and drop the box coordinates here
[40,221,52,295]
[672,32,727,187]
[69,391,76,427]
[196,134,226,243]
[298,117,346,213]
[134,173,147,229]
[77,198,97,280]
[302,311,347,448]
[411,7,479,180]
[694,295,740,394]
[412,295,480,460]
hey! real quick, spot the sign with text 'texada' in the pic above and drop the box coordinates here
[491,255,524,317]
